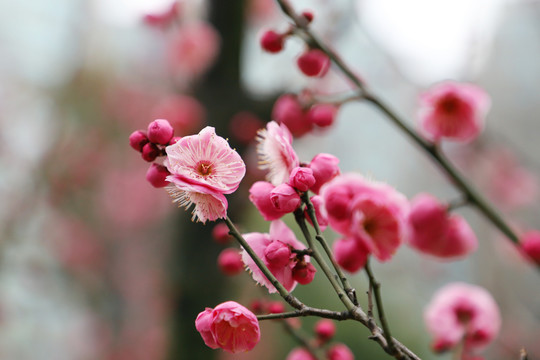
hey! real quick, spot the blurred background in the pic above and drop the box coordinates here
[1,0,539,359]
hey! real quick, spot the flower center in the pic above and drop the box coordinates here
[439,94,460,114]
[197,161,213,176]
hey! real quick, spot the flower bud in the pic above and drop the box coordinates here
[268,301,285,314]
[147,119,174,145]
[270,184,301,213]
[249,181,287,220]
[289,167,316,192]
[520,230,540,264]
[301,11,314,23]
[217,248,244,276]
[272,94,313,137]
[292,261,316,285]
[129,130,149,152]
[146,163,170,188]
[260,30,285,53]
[306,104,338,127]
[264,241,291,267]
[297,49,330,77]
[141,142,160,162]
[212,223,231,244]
[314,319,336,341]
[309,153,340,194]
[327,343,354,360]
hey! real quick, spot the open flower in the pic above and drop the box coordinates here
[241,220,308,293]
[256,121,300,185]
[165,126,245,223]
[195,301,261,353]
[424,283,501,354]
[417,81,490,143]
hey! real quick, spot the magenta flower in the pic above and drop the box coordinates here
[256,121,300,185]
[417,81,490,143]
[249,181,289,220]
[241,220,308,293]
[424,283,501,353]
[165,126,246,223]
[321,174,409,262]
[195,301,261,353]
[408,193,478,259]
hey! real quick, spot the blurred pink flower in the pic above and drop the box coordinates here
[408,193,477,259]
[327,343,354,360]
[333,236,370,273]
[305,195,329,231]
[520,230,540,265]
[321,174,409,262]
[217,248,244,276]
[195,301,261,353]
[314,319,336,341]
[418,81,490,143]
[308,153,340,194]
[150,94,205,136]
[167,22,220,80]
[286,347,316,360]
[256,121,300,185]
[241,220,307,293]
[272,94,313,137]
[143,1,180,28]
[424,283,501,353]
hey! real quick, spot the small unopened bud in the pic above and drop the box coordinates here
[292,261,316,285]
[212,223,231,244]
[307,104,338,127]
[314,319,336,341]
[147,119,174,145]
[217,248,244,276]
[268,301,285,314]
[289,167,316,192]
[301,11,314,23]
[260,30,285,53]
[146,163,170,188]
[141,143,160,162]
[297,49,330,77]
[129,130,149,152]
[270,184,301,213]
[309,153,340,194]
[264,241,291,267]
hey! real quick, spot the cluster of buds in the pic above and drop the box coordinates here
[129,119,178,188]
[273,93,339,137]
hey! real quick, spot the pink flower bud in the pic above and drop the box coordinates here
[268,301,285,314]
[520,230,540,264]
[314,319,336,341]
[217,248,244,276]
[264,241,292,267]
[297,49,330,77]
[141,142,160,162]
[146,163,170,188]
[212,223,231,244]
[195,301,261,353]
[287,347,316,360]
[309,153,340,194]
[333,237,369,273]
[249,299,265,314]
[147,119,174,145]
[292,261,316,285]
[305,195,329,231]
[289,167,316,192]
[301,11,314,23]
[272,94,313,137]
[306,104,338,127]
[249,181,288,220]
[270,184,301,213]
[260,30,285,53]
[129,130,149,152]
[327,343,354,360]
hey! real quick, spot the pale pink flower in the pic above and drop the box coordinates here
[286,347,316,360]
[418,81,490,143]
[165,126,245,223]
[321,174,409,262]
[195,301,261,353]
[167,22,220,79]
[408,193,477,259]
[241,220,307,293]
[520,230,540,265]
[166,126,246,194]
[327,343,354,360]
[424,283,501,353]
[256,121,300,185]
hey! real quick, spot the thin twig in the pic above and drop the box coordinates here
[257,308,351,321]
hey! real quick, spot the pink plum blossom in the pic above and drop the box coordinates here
[289,167,316,192]
[217,248,244,276]
[424,283,501,353]
[306,104,338,128]
[333,237,369,273]
[309,153,340,194]
[417,81,490,143]
[408,193,478,259]
[146,163,170,188]
[195,301,261,353]
[260,29,285,53]
[272,94,313,137]
[249,181,289,220]
[297,48,331,77]
[241,220,308,293]
[286,347,316,360]
[165,127,245,223]
[327,343,354,360]
[270,183,301,213]
[256,121,300,185]
[314,319,336,341]
[321,174,409,262]
[147,119,174,145]
[520,230,540,265]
